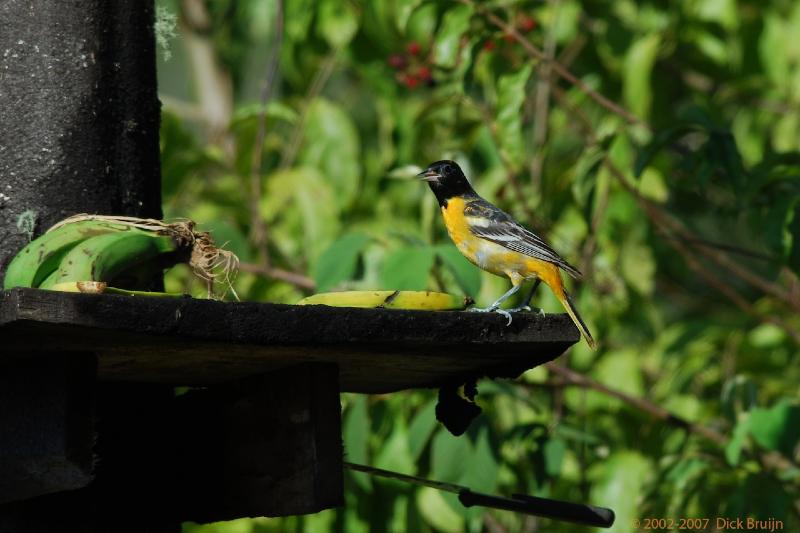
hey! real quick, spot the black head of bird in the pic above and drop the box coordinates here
[418,160,476,206]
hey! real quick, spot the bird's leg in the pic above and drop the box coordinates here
[507,279,544,315]
[469,284,522,325]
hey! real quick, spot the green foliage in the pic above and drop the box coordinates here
[159,0,800,531]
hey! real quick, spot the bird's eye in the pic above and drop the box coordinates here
[443,164,452,173]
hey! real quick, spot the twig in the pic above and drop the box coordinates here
[658,225,800,345]
[238,262,315,290]
[465,0,644,127]
[529,0,561,189]
[458,94,541,227]
[248,0,285,267]
[279,53,339,169]
[179,0,234,139]
[539,365,800,475]
[660,234,774,262]
[551,82,800,337]
[543,363,727,445]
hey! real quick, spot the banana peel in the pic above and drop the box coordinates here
[297,290,473,311]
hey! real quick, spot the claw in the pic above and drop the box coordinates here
[469,306,513,326]
[507,305,531,313]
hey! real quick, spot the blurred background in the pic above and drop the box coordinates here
[155,0,800,531]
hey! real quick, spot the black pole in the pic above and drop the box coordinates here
[0,1,171,531]
[0,0,162,279]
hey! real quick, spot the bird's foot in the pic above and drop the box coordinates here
[506,305,545,316]
[469,306,513,326]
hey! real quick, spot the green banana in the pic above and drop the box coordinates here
[49,281,184,297]
[44,232,177,288]
[3,220,151,289]
[297,290,473,310]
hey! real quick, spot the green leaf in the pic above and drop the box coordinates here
[787,204,800,271]
[405,2,436,42]
[300,98,361,207]
[594,350,645,404]
[726,473,792,522]
[344,396,371,490]
[431,428,473,483]
[433,4,473,69]
[416,487,464,533]
[435,244,481,297]
[621,240,656,295]
[231,101,299,126]
[311,233,370,291]
[496,64,533,169]
[261,168,341,264]
[623,33,661,121]
[589,451,651,533]
[748,399,800,457]
[316,0,359,48]
[759,14,789,87]
[461,426,498,493]
[725,418,750,466]
[543,437,567,477]
[375,421,415,474]
[380,246,436,290]
[408,400,438,462]
[634,124,697,177]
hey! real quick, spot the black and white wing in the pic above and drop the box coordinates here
[464,198,582,278]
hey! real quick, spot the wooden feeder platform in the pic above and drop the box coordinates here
[0,287,578,528]
[1,288,578,392]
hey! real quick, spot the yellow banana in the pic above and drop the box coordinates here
[297,290,473,310]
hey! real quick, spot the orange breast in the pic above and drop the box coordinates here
[441,197,565,284]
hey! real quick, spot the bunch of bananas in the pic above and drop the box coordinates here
[3,215,237,296]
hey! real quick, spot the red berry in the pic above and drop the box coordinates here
[417,66,432,81]
[404,74,420,89]
[388,54,407,69]
[407,41,421,56]
[518,15,537,32]
[483,40,496,52]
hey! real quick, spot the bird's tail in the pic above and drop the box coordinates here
[558,289,596,350]
[534,262,597,349]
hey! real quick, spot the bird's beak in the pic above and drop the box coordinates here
[417,169,440,183]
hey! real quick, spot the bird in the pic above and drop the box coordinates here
[419,160,596,349]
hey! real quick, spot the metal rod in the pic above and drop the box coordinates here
[344,462,615,529]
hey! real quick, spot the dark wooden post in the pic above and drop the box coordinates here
[0,0,161,278]
[0,0,166,531]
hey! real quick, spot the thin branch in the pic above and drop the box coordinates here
[695,238,800,313]
[543,363,727,445]
[529,0,560,189]
[238,262,315,290]
[279,53,338,169]
[551,83,800,339]
[660,233,774,262]
[465,0,644,127]
[248,0,285,268]
[541,363,799,475]
[179,0,234,140]
[458,94,541,227]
